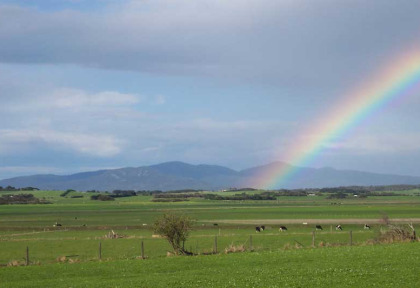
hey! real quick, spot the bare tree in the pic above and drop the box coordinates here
[153,213,193,255]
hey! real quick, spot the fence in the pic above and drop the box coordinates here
[3,230,372,266]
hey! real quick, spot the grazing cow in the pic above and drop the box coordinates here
[261,225,266,231]
[335,225,342,231]
[279,226,288,232]
[53,222,62,227]
[364,224,371,230]
[255,226,261,232]
[315,225,323,230]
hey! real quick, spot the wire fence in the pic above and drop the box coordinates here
[2,229,378,266]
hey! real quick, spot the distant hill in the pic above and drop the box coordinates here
[1,161,420,191]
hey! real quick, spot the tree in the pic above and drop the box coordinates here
[153,213,193,255]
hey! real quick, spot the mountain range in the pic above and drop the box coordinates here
[1,161,420,191]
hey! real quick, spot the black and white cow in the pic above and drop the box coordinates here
[364,224,371,230]
[279,226,288,232]
[261,225,266,231]
[255,226,261,232]
[315,225,323,230]
[335,225,342,231]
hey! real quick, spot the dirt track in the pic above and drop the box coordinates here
[204,218,420,225]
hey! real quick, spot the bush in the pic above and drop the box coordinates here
[0,194,51,205]
[90,194,115,201]
[60,189,75,197]
[377,225,417,243]
[153,213,193,255]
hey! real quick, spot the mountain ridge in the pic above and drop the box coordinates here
[1,161,420,191]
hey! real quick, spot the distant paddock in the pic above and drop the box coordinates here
[203,218,420,225]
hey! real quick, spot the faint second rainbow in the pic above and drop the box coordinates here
[255,51,420,189]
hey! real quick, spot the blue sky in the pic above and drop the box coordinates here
[1,0,420,180]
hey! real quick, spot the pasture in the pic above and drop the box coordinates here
[1,189,419,287]
[1,243,419,287]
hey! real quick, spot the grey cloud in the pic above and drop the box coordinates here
[2,1,420,91]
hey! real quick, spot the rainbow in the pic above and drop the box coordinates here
[255,51,420,189]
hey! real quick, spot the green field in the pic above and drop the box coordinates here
[1,189,419,287]
[1,243,419,287]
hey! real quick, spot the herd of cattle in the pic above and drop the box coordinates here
[53,221,372,231]
[255,224,371,232]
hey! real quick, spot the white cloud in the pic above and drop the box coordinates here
[0,83,142,112]
[0,129,122,157]
[50,88,140,108]
[0,166,65,176]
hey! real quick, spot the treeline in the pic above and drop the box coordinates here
[367,184,420,191]
[153,193,204,199]
[137,189,203,196]
[320,187,410,198]
[321,185,420,193]
[0,186,39,191]
[90,194,115,201]
[204,193,276,201]
[153,191,280,201]
[270,190,314,196]
[222,188,258,192]
[90,190,136,201]
[110,190,137,197]
[0,194,50,205]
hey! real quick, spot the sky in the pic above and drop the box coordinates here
[1,0,420,181]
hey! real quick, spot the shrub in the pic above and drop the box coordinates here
[153,213,193,255]
[377,225,417,243]
[90,194,115,201]
[224,243,246,254]
[0,194,51,205]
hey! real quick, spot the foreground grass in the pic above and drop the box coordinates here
[1,242,419,288]
[0,228,377,264]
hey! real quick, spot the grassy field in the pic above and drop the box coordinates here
[0,227,380,264]
[1,242,419,287]
[1,189,419,286]
[1,190,420,230]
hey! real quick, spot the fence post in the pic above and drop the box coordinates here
[349,230,353,246]
[214,236,218,254]
[312,231,315,247]
[25,246,29,266]
[141,240,145,259]
[249,235,253,251]
[99,242,102,260]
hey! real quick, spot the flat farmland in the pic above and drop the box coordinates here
[1,243,419,288]
[1,189,420,287]
[1,191,420,230]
